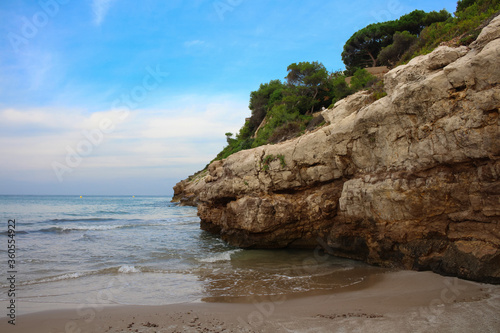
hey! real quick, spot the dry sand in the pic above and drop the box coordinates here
[2,270,499,333]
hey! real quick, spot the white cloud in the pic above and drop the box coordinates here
[138,104,243,139]
[0,108,84,130]
[0,95,249,185]
[92,0,117,26]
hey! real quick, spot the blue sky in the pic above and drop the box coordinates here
[0,0,458,195]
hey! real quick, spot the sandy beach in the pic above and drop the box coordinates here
[2,270,499,333]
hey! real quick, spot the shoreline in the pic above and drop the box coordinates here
[2,270,499,333]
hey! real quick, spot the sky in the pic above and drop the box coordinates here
[0,0,458,195]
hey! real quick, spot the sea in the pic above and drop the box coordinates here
[0,195,384,315]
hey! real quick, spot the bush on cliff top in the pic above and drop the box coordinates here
[212,67,378,163]
[211,0,499,164]
[400,0,500,62]
[342,9,451,72]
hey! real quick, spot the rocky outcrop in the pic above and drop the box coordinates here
[172,170,208,206]
[173,16,500,283]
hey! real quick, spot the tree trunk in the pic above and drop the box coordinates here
[309,88,319,115]
[367,51,377,67]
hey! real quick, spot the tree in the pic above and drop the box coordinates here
[224,132,234,144]
[456,0,477,12]
[397,10,427,35]
[330,75,352,104]
[378,31,418,66]
[342,9,451,71]
[342,22,395,71]
[424,9,452,26]
[285,61,329,114]
[248,80,285,130]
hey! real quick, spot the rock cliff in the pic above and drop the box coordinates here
[173,16,500,283]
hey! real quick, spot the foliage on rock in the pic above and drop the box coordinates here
[342,9,451,72]
[402,0,500,61]
[213,0,499,164]
[213,66,378,162]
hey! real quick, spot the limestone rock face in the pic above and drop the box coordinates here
[173,18,500,283]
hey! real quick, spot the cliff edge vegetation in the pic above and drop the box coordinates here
[172,1,500,283]
[202,0,500,167]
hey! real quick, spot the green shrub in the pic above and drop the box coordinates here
[268,121,302,144]
[350,69,379,91]
[401,0,500,63]
[252,105,312,147]
[369,79,388,100]
[260,154,287,171]
[277,154,286,168]
[378,31,418,67]
[211,0,500,164]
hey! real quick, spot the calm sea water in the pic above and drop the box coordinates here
[0,195,383,314]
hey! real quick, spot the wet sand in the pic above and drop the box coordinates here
[2,270,499,333]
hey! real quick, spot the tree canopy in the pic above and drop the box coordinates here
[213,61,382,160]
[342,9,451,72]
[377,31,418,66]
[210,0,500,163]
[456,0,477,11]
[248,79,285,131]
[284,61,330,114]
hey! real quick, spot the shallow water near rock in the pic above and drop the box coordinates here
[0,195,387,315]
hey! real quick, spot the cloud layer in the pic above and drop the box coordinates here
[0,96,248,193]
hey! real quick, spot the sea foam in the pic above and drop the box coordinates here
[198,249,241,263]
[118,265,141,273]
